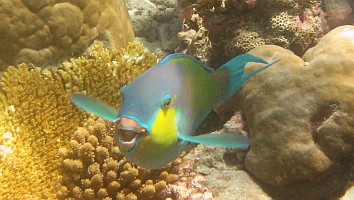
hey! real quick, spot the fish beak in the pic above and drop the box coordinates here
[115,117,146,152]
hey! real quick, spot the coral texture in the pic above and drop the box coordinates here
[236,25,354,186]
[57,118,181,200]
[0,0,134,70]
[177,0,327,66]
[0,41,157,199]
[324,0,354,29]
[126,0,181,57]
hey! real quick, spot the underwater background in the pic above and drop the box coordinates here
[0,0,353,199]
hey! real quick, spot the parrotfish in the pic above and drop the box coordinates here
[71,53,279,169]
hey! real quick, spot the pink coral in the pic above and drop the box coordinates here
[293,4,328,35]
[244,0,257,9]
[168,171,214,200]
[324,0,353,29]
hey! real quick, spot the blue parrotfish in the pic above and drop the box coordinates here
[71,53,279,169]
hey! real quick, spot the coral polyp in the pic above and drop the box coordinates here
[57,118,181,199]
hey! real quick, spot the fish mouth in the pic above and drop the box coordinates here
[115,117,147,152]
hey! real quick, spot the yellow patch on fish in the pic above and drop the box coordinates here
[150,107,179,147]
[133,107,179,159]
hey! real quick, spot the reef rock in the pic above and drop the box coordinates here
[234,25,354,187]
[324,0,354,29]
[126,0,181,57]
[0,0,134,70]
[177,0,327,66]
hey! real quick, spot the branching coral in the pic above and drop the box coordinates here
[0,41,157,199]
[57,118,181,199]
[0,0,134,70]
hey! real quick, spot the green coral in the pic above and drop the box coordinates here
[0,41,157,199]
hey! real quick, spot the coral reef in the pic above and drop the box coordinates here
[216,25,354,196]
[126,0,181,57]
[168,169,214,200]
[0,0,134,70]
[226,30,266,55]
[176,0,327,66]
[270,11,295,34]
[323,0,354,29]
[0,41,157,199]
[181,111,272,200]
[57,118,182,199]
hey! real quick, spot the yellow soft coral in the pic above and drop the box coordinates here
[0,41,157,199]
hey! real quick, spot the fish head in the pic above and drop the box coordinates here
[115,67,183,169]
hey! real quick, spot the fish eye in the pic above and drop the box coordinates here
[162,94,172,108]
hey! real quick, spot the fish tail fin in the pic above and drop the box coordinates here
[217,54,279,99]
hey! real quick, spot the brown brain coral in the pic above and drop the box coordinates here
[57,118,181,200]
[236,25,354,188]
[0,41,157,199]
[0,0,134,70]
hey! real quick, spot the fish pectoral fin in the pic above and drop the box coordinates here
[177,133,250,149]
[71,92,119,122]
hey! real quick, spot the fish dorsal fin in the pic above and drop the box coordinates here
[177,132,250,149]
[159,53,215,72]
